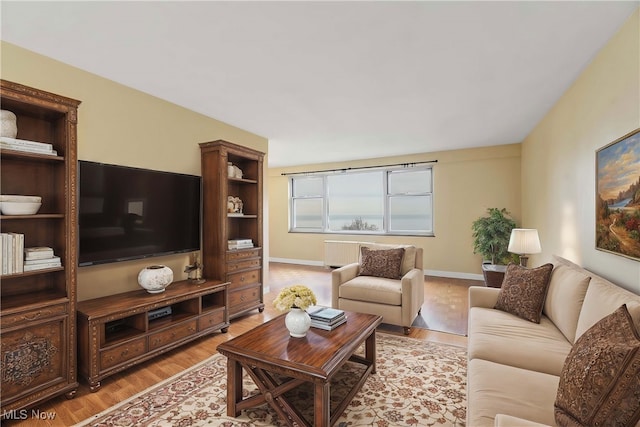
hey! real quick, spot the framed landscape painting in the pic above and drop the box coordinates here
[596,128,640,261]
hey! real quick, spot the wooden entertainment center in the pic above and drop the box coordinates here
[1,81,263,412]
[76,279,228,391]
[0,80,81,413]
[200,140,265,320]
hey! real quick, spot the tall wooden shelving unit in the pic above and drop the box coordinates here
[0,80,80,412]
[199,140,265,320]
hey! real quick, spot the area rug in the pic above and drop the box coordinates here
[76,333,467,427]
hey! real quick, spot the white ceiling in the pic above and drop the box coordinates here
[1,1,637,167]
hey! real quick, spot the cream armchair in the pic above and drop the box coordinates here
[331,244,424,334]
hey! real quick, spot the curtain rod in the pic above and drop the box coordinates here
[281,160,437,176]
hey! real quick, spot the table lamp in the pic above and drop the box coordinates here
[508,228,541,267]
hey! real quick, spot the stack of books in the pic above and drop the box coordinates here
[24,247,61,272]
[1,232,24,274]
[308,307,347,331]
[228,238,254,250]
[1,136,57,156]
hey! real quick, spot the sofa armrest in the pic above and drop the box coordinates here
[401,268,425,325]
[494,414,551,427]
[331,263,359,308]
[469,285,500,309]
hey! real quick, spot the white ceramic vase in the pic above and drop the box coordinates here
[285,308,311,338]
[138,265,173,293]
[1,110,17,138]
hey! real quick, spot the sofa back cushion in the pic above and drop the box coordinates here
[360,243,417,275]
[575,275,640,340]
[544,258,591,343]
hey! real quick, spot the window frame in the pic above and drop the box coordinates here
[289,165,434,236]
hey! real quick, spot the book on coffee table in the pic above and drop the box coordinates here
[311,316,347,331]
[308,306,347,330]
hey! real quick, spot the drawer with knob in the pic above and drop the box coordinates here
[226,258,261,273]
[148,320,198,351]
[100,337,146,370]
[227,269,260,290]
[227,249,261,262]
[198,309,226,332]
[229,285,261,309]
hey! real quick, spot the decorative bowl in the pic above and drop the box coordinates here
[138,265,174,293]
[0,201,42,215]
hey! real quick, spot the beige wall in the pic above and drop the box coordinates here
[1,42,269,301]
[522,10,640,293]
[269,144,521,278]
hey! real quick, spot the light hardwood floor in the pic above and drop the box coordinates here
[3,263,479,426]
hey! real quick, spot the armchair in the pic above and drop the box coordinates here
[331,244,424,334]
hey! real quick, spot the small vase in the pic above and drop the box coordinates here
[1,110,17,138]
[285,308,311,338]
[138,265,173,293]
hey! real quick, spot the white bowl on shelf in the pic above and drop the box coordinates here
[0,195,42,215]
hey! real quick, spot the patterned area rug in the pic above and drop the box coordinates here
[76,333,467,427]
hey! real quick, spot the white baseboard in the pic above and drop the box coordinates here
[425,269,484,281]
[268,257,484,281]
[269,257,326,267]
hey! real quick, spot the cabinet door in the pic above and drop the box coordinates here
[1,318,67,402]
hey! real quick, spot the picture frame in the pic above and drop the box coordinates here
[596,128,640,261]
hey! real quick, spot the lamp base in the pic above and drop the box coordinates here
[518,255,529,267]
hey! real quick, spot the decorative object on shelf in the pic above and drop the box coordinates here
[184,253,205,284]
[471,207,517,265]
[227,196,243,214]
[0,109,17,138]
[137,265,174,293]
[273,285,317,337]
[226,162,244,179]
[0,194,42,215]
[508,228,542,267]
[596,128,640,262]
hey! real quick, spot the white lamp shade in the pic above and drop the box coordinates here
[508,229,541,254]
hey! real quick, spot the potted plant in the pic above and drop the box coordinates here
[471,208,517,265]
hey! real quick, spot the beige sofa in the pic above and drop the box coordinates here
[332,243,423,334]
[467,255,640,426]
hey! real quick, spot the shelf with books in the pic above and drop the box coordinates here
[201,140,264,320]
[0,79,80,413]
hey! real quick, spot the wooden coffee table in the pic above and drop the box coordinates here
[217,311,382,427]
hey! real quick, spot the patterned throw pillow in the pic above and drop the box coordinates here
[494,263,554,323]
[555,304,640,427]
[358,247,405,279]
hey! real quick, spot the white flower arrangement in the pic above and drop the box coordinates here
[273,285,317,312]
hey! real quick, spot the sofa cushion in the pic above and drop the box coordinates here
[544,261,591,343]
[358,246,405,279]
[338,275,402,305]
[555,304,640,427]
[467,358,560,427]
[494,263,554,323]
[468,306,572,376]
[575,275,640,340]
[360,243,417,275]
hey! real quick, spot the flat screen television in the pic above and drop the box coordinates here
[78,160,201,266]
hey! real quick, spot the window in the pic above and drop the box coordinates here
[289,166,433,236]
